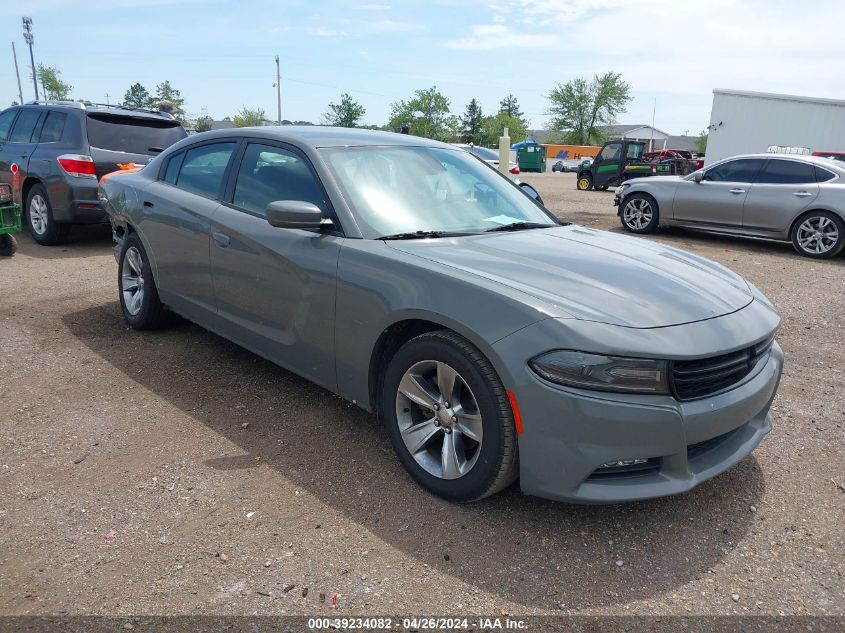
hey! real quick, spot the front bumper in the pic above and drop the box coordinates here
[490,308,783,503]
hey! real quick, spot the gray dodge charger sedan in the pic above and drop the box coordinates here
[100,127,783,504]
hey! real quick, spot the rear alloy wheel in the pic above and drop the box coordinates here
[382,330,518,502]
[620,193,660,233]
[791,211,844,259]
[26,184,70,246]
[577,174,592,191]
[118,233,167,329]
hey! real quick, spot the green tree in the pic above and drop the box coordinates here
[36,65,72,101]
[547,71,632,145]
[323,93,366,128]
[123,83,154,109]
[695,129,708,154]
[194,115,213,133]
[155,80,186,122]
[233,106,266,127]
[460,98,484,142]
[388,86,457,141]
[499,94,523,118]
[480,112,527,147]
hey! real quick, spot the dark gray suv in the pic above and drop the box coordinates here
[0,101,187,244]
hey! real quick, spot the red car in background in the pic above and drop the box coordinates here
[811,150,845,163]
[643,149,704,170]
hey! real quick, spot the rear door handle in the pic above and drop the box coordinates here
[792,191,813,198]
[729,188,746,194]
[212,231,230,247]
[142,200,154,207]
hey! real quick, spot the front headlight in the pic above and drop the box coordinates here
[529,350,669,395]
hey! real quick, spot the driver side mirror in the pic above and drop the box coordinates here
[265,200,328,229]
[692,171,704,183]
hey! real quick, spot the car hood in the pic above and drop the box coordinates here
[387,225,753,328]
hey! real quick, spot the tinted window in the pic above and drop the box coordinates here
[756,159,815,184]
[704,159,763,183]
[86,114,186,155]
[175,142,236,198]
[0,110,16,141]
[599,143,622,161]
[470,146,499,161]
[38,112,67,143]
[815,165,837,183]
[233,143,324,215]
[163,152,184,185]
[8,109,41,142]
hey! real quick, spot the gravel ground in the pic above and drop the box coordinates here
[0,173,843,617]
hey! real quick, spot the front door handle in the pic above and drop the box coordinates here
[792,191,813,198]
[142,200,154,207]
[212,231,231,247]
[729,188,746,194]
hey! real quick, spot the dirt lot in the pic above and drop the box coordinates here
[1,172,843,618]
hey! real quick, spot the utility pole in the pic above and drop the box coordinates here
[275,56,281,125]
[22,16,38,101]
[104,92,111,105]
[12,42,23,104]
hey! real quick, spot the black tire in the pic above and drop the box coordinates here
[0,234,17,256]
[619,192,660,234]
[118,233,167,329]
[790,211,845,259]
[599,185,610,191]
[26,184,71,246]
[381,330,518,502]
[576,173,592,191]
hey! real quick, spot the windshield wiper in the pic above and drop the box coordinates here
[378,230,450,240]
[484,221,555,233]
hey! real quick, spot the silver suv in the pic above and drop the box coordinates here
[0,101,186,245]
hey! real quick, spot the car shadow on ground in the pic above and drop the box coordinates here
[12,225,112,260]
[64,303,764,610]
[607,225,845,265]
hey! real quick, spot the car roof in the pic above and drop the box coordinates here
[720,153,845,171]
[199,126,455,149]
[18,101,178,121]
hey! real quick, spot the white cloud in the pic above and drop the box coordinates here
[306,27,345,37]
[444,24,558,50]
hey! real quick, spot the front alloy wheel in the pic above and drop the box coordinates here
[791,212,844,258]
[382,330,518,502]
[621,194,659,233]
[396,360,483,480]
[577,175,592,191]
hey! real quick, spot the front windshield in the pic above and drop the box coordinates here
[321,146,557,238]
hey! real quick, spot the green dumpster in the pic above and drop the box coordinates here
[517,145,546,173]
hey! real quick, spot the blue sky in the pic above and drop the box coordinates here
[3,0,844,136]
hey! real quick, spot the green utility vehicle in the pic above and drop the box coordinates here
[575,139,685,191]
[0,183,21,256]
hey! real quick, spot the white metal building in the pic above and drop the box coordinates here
[705,89,845,165]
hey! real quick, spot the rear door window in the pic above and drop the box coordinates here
[815,165,837,183]
[704,159,764,183]
[175,142,237,199]
[0,110,17,141]
[86,114,186,155]
[756,159,815,184]
[38,112,67,143]
[163,152,184,185]
[8,109,42,142]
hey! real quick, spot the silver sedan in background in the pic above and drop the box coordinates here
[614,154,845,258]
